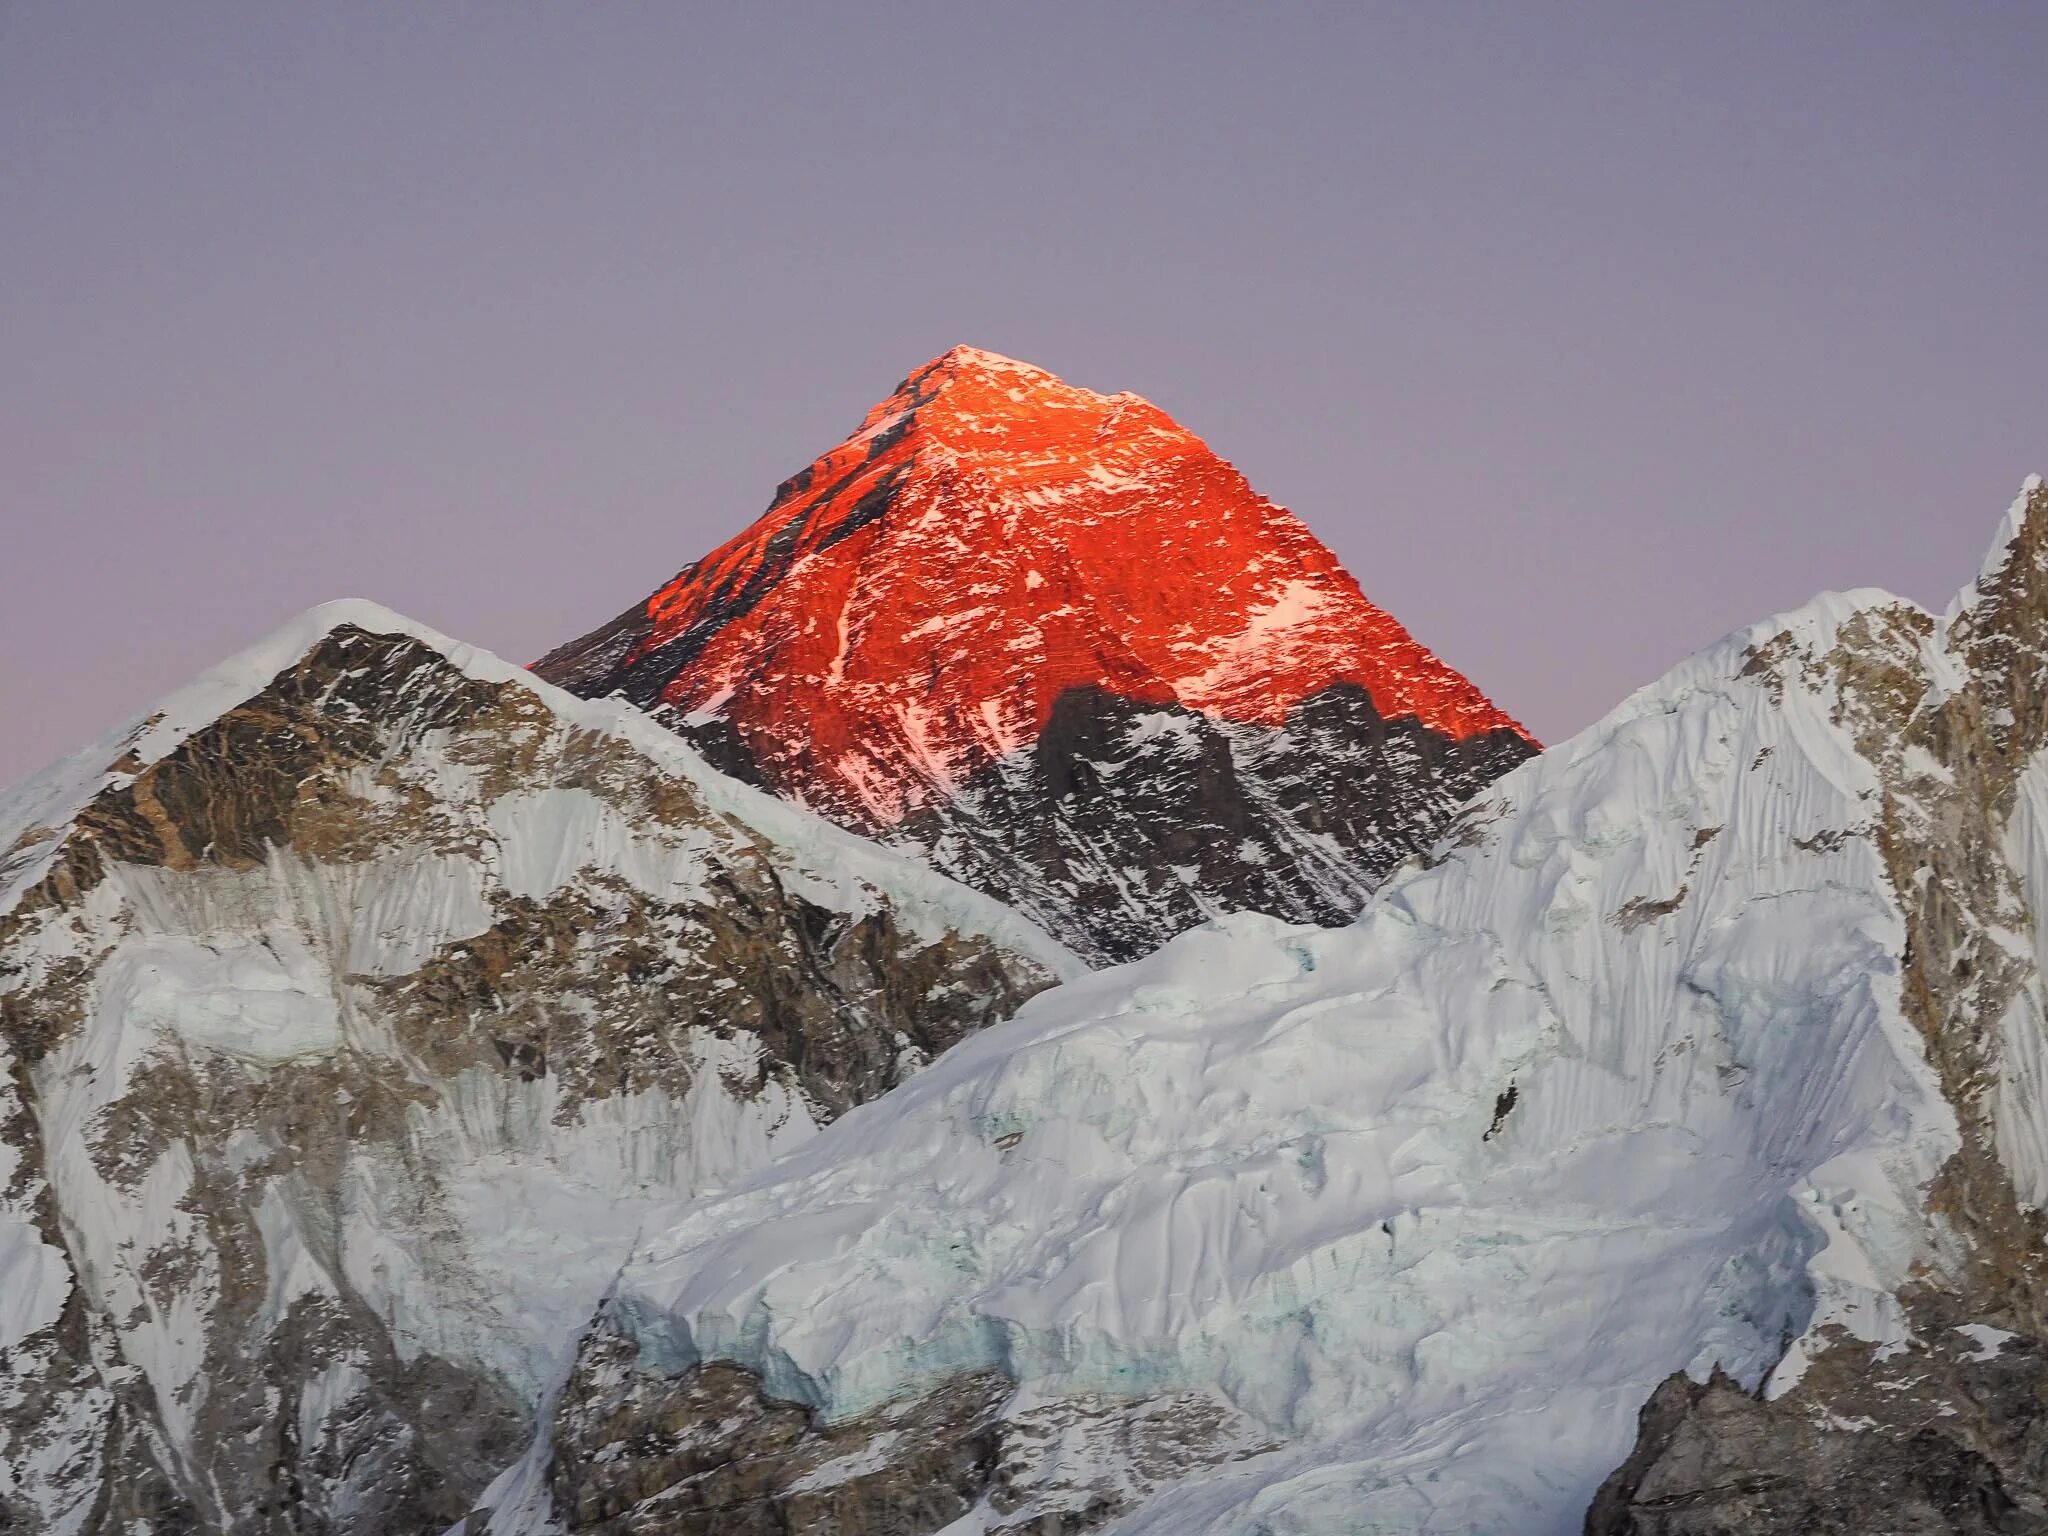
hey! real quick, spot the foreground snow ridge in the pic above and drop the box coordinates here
[569,586,1965,1534]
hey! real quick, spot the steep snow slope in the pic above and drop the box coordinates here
[0,602,1073,1535]
[515,487,2048,1536]
[538,348,1535,962]
[1585,480,2048,1533]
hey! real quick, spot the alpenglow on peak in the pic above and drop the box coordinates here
[537,348,1537,961]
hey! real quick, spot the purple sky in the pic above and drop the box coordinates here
[4,4,2043,784]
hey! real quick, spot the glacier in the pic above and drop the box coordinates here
[537,562,2013,1533]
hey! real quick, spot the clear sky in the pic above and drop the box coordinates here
[3,3,2043,783]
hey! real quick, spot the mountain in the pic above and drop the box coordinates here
[6,344,2039,1536]
[476,483,2048,1535]
[535,347,1536,964]
[0,602,1073,1534]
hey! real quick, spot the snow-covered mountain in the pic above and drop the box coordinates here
[536,347,1536,963]
[474,481,2048,1535]
[0,603,1073,1534]
[4,338,2042,1536]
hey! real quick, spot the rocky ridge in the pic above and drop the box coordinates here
[0,602,1071,1535]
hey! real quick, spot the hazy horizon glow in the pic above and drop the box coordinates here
[3,3,2044,784]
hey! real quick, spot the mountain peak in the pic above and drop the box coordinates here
[538,351,1533,834]
[911,344,1080,395]
[1953,474,2048,623]
[927,342,1048,377]
[848,345,1164,462]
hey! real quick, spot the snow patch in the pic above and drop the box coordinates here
[1955,1323,2018,1363]
[99,928,342,1065]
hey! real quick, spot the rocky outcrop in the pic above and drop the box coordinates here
[543,1317,1268,1536]
[0,605,1069,1534]
[537,346,1536,962]
[1584,1325,2048,1535]
[546,1328,1011,1536]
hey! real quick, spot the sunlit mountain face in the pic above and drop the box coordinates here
[539,346,1536,962]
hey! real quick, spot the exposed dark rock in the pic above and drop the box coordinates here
[543,1317,1269,1536]
[1586,1328,2048,1535]
[881,682,1535,964]
[550,1327,1009,1536]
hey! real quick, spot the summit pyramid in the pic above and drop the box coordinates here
[539,348,1536,962]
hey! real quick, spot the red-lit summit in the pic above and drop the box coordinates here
[539,347,1536,960]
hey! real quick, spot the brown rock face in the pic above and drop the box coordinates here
[1585,1331,2048,1536]
[0,613,1066,1534]
[548,1328,1010,1536]
[543,1316,1269,1536]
